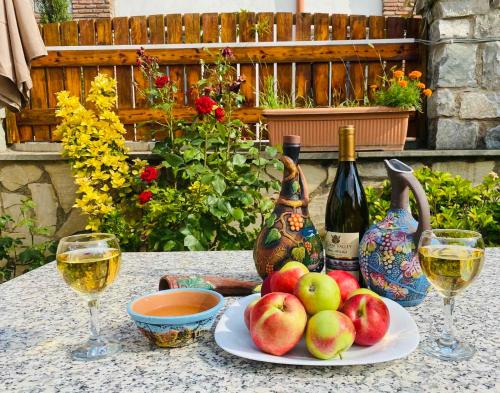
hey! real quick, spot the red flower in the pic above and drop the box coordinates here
[214,107,225,122]
[155,75,169,88]
[195,95,216,115]
[140,166,159,183]
[221,47,234,59]
[138,190,153,205]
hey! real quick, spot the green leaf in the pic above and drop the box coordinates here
[291,246,306,262]
[264,228,281,245]
[162,153,184,168]
[292,181,300,193]
[232,154,247,166]
[265,213,277,228]
[184,235,205,251]
[232,208,244,221]
[212,176,226,195]
[265,146,278,158]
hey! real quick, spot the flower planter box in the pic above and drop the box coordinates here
[263,106,413,151]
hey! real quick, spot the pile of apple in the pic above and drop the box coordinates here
[244,262,390,360]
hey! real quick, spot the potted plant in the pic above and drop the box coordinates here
[262,70,432,151]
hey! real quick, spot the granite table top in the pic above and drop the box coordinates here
[0,249,498,393]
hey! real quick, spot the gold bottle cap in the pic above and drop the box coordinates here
[339,125,356,161]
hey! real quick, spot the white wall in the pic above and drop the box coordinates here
[114,0,383,17]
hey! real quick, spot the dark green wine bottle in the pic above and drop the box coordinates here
[324,125,369,283]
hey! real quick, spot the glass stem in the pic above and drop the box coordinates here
[438,297,457,348]
[88,298,101,342]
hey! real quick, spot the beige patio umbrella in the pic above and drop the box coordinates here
[0,0,47,111]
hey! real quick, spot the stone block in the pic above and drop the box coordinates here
[357,161,388,179]
[307,191,328,235]
[433,0,490,19]
[434,119,479,149]
[430,44,477,88]
[56,209,88,238]
[300,164,327,195]
[0,164,43,191]
[485,125,500,149]
[429,19,470,41]
[473,11,500,38]
[44,163,77,213]
[432,160,495,184]
[493,0,500,9]
[27,184,58,235]
[327,166,337,185]
[482,42,500,90]
[427,89,458,118]
[459,92,500,119]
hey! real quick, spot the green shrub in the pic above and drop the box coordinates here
[35,0,71,24]
[0,199,57,282]
[365,167,499,246]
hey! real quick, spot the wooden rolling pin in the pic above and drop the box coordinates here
[159,275,260,296]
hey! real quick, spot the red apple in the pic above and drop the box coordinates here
[244,298,259,330]
[250,292,307,356]
[261,272,275,296]
[270,261,309,294]
[340,294,390,346]
[327,270,360,303]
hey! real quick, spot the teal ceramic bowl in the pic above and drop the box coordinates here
[127,288,224,348]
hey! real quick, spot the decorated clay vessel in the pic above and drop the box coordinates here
[359,159,431,306]
[253,135,324,278]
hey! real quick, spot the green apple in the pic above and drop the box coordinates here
[346,288,382,300]
[305,310,355,360]
[294,272,341,315]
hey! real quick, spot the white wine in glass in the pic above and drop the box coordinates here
[56,233,121,361]
[418,229,485,361]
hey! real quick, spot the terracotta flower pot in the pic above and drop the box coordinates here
[263,106,413,151]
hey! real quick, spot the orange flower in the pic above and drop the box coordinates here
[409,70,422,79]
[398,80,408,87]
[369,84,378,90]
[417,82,426,89]
[423,88,432,97]
[393,70,404,79]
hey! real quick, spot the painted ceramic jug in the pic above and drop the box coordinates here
[253,135,324,278]
[359,159,431,306]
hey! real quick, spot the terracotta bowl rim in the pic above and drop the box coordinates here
[127,288,224,326]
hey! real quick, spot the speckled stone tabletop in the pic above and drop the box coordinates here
[0,249,498,393]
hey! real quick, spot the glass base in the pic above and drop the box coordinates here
[420,337,475,361]
[71,337,120,361]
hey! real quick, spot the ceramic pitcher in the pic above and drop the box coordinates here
[359,159,431,306]
[253,135,324,279]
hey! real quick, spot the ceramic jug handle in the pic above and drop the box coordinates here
[404,174,431,245]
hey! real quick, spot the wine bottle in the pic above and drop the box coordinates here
[325,125,369,283]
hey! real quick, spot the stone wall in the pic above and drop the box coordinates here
[427,0,500,149]
[1,153,497,246]
[383,0,415,16]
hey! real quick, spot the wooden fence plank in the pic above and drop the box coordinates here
[96,19,114,78]
[113,17,134,140]
[238,11,256,107]
[60,21,81,98]
[331,14,348,105]
[295,13,312,106]
[43,23,64,140]
[368,16,385,101]
[276,12,293,99]
[202,13,219,43]
[256,12,274,96]
[220,13,237,42]
[166,14,184,105]
[313,13,329,106]
[130,16,149,140]
[148,14,165,44]
[348,15,367,101]
[79,20,97,100]
[16,107,263,125]
[184,13,201,105]
[386,16,405,75]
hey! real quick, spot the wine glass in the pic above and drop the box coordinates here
[56,233,122,361]
[418,229,485,361]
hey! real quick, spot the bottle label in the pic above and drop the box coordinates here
[325,231,360,279]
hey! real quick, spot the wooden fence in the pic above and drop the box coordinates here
[7,12,425,144]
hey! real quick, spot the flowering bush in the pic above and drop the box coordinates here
[55,74,147,247]
[132,48,282,251]
[371,68,431,112]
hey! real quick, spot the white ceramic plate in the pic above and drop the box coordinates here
[214,293,419,366]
